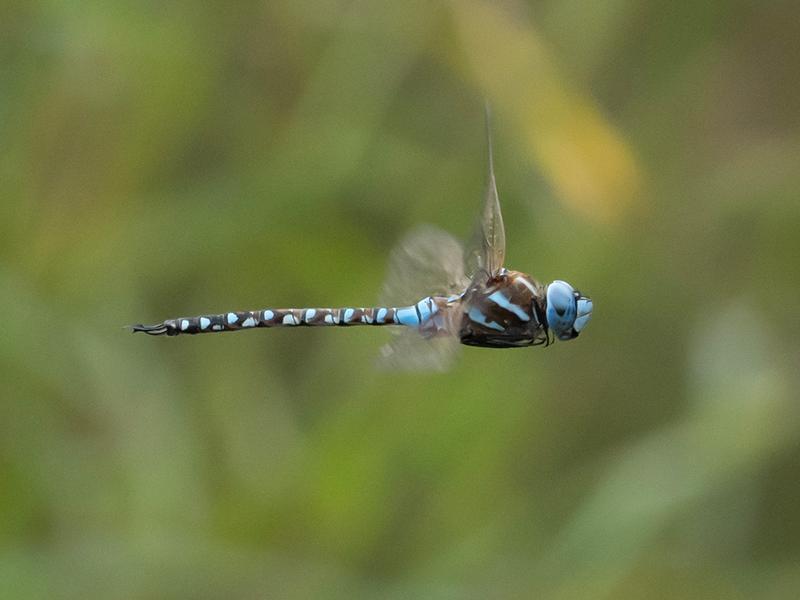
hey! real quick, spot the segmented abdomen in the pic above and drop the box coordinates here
[132,298,442,336]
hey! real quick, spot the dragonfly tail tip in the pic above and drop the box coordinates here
[130,323,171,336]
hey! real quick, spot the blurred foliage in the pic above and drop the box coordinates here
[2,1,800,598]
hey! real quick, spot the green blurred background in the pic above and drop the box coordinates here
[2,1,800,598]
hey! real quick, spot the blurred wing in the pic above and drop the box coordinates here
[465,103,506,280]
[376,332,461,372]
[377,224,467,371]
[379,224,468,306]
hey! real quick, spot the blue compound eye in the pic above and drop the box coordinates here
[545,281,593,341]
[546,280,578,341]
[573,297,593,333]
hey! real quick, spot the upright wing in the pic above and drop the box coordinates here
[465,103,506,281]
[377,225,468,371]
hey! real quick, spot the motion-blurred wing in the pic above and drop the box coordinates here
[465,104,506,281]
[377,332,460,372]
[377,225,467,371]
[379,224,468,306]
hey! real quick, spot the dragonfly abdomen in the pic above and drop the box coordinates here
[131,298,441,336]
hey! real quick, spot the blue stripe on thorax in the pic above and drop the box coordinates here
[468,306,504,331]
[487,291,529,321]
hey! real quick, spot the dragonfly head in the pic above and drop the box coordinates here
[545,280,592,341]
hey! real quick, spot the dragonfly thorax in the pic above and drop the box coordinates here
[458,271,548,348]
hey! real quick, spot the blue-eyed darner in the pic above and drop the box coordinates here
[133,110,592,370]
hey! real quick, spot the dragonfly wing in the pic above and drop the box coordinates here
[376,330,461,372]
[379,224,468,306]
[465,103,506,281]
[377,224,467,371]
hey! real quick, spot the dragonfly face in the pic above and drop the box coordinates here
[545,280,593,341]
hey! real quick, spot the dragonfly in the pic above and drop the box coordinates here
[132,110,593,370]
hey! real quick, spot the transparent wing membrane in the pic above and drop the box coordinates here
[377,106,508,371]
[376,331,461,372]
[377,225,467,371]
[465,103,506,281]
[379,225,468,306]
